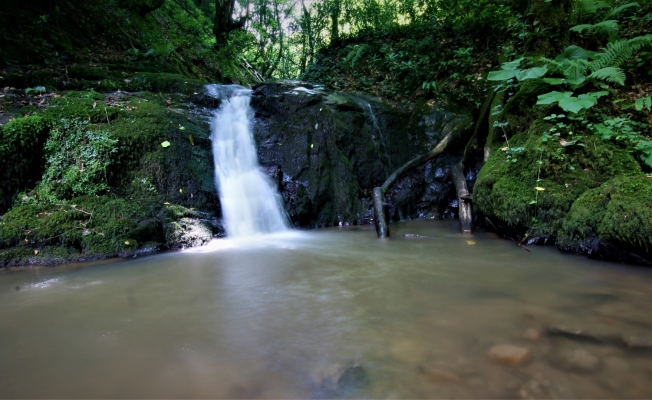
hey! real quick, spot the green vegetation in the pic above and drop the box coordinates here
[0,0,651,265]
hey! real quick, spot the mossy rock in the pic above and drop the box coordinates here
[0,115,49,213]
[163,217,212,250]
[558,175,652,265]
[475,123,641,240]
[0,196,217,267]
[126,73,206,94]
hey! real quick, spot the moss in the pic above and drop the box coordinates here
[475,121,641,239]
[67,66,109,81]
[0,115,49,212]
[558,175,652,261]
[126,73,206,94]
[0,194,214,266]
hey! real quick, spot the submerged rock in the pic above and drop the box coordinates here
[310,362,370,399]
[547,339,600,372]
[517,377,564,399]
[418,365,462,383]
[487,344,533,367]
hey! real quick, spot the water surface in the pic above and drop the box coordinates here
[2,220,652,398]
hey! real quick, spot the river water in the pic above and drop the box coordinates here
[2,220,652,398]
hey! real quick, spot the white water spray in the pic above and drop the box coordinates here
[209,85,289,238]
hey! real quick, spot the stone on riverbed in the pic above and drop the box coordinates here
[487,344,533,367]
[310,362,370,399]
[547,339,600,372]
[418,364,462,383]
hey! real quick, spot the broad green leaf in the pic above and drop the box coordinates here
[558,96,596,113]
[536,91,573,105]
[570,24,594,34]
[487,69,518,81]
[566,76,587,87]
[516,66,548,81]
[593,124,614,139]
[161,141,171,148]
[542,78,565,85]
[555,45,589,63]
[590,90,610,99]
[635,96,652,111]
[501,57,525,71]
[577,94,599,106]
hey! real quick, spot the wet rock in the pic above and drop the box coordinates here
[547,339,600,373]
[163,218,212,249]
[620,334,652,349]
[520,328,541,341]
[546,325,613,343]
[311,362,370,399]
[251,81,472,228]
[487,344,533,367]
[593,301,652,327]
[517,378,561,399]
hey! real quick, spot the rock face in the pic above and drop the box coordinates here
[251,82,472,228]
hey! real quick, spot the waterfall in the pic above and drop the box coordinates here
[209,85,289,238]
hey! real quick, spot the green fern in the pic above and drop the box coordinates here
[570,19,618,38]
[572,0,609,22]
[607,2,639,18]
[588,66,626,85]
[591,35,652,69]
[563,59,591,81]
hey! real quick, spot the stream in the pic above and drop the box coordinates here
[2,220,652,398]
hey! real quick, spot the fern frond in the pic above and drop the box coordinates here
[591,40,632,69]
[570,24,594,34]
[540,57,564,74]
[563,59,590,81]
[627,34,652,52]
[572,0,608,22]
[593,20,619,37]
[588,67,626,85]
[607,2,639,17]
[574,0,608,14]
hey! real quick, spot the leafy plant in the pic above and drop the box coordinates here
[22,118,118,204]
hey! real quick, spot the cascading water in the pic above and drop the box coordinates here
[209,85,289,238]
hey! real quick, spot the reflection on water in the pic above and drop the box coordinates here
[2,220,652,398]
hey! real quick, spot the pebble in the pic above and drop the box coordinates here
[621,334,652,349]
[418,365,461,383]
[487,344,533,367]
[547,340,600,372]
[521,328,541,341]
[517,378,557,399]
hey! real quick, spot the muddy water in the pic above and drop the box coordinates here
[2,220,652,398]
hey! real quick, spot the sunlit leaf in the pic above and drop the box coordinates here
[161,141,171,148]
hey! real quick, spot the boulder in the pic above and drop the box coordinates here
[250,82,471,228]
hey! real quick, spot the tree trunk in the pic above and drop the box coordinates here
[451,161,473,234]
[330,0,340,44]
[213,0,247,46]
[372,129,456,238]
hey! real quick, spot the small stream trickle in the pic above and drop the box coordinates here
[208,85,289,238]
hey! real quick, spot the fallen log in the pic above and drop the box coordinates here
[372,129,455,238]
